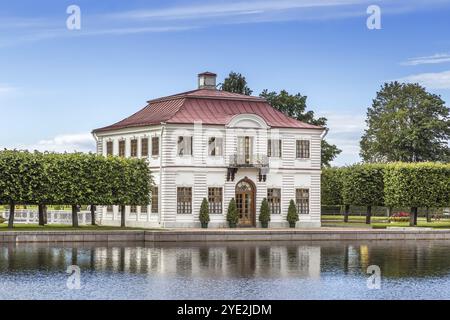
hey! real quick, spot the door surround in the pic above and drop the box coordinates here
[235,177,256,227]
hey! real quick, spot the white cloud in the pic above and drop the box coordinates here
[0,84,16,96]
[397,70,450,89]
[110,0,365,20]
[319,111,366,166]
[16,133,96,153]
[401,53,450,66]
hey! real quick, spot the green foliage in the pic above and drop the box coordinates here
[259,198,270,224]
[199,198,210,224]
[384,162,450,208]
[321,167,346,205]
[360,82,450,162]
[342,163,385,206]
[220,71,253,95]
[0,150,152,207]
[287,200,299,225]
[226,198,239,225]
[260,89,341,166]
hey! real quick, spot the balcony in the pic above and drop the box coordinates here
[228,153,269,168]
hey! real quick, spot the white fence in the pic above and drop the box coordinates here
[1,209,95,225]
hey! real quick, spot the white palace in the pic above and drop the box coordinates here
[92,72,325,228]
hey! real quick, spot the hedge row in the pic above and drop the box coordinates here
[0,150,152,228]
[322,162,450,225]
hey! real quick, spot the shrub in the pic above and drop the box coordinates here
[226,198,239,227]
[287,200,298,227]
[259,198,270,227]
[199,198,210,227]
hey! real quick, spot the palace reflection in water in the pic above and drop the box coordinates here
[1,241,450,299]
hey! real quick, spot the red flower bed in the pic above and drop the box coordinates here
[389,211,410,222]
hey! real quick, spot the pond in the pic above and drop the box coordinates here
[0,240,450,300]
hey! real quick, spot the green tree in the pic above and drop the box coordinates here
[220,71,253,95]
[342,164,385,224]
[226,198,239,227]
[260,89,341,166]
[321,167,351,222]
[199,198,210,228]
[287,199,298,228]
[384,162,450,226]
[259,198,270,227]
[360,82,450,162]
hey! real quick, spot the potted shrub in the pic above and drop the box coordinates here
[287,199,298,228]
[199,198,210,228]
[227,198,239,228]
[259,198,270,228]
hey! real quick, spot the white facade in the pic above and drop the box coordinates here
[94,113,324,228]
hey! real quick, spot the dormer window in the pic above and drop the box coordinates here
[177,136,192,156]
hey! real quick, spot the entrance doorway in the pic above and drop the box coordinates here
[235,177,256,227]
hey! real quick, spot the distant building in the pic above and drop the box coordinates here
[92,72,325,228]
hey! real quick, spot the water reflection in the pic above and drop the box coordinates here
[1,241,450,299]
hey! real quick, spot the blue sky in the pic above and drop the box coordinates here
[1,0,450,165]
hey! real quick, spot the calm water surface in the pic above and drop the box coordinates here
[1,240,450,299]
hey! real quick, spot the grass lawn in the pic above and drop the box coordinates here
[0,223,147,231]
[322,215,450,229]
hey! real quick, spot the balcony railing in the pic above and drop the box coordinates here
[229,153,269,168]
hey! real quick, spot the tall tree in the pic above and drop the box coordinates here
[260,89,342,166]
[220,71,253,95]
[360,82,450,162]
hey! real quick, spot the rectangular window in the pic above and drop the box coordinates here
[106,141,113,156]
[151,187,158,214]
[267,188,281,214]
[296,188,309,214]
[130,205,137,214]
[141,138,149,157]
[296,140,310,159]
[152,137,159,156]
[208,187,223,214]
[237,136,253,164]
[118,140,126,157]
[106,205,113,213]
[130,139,138,157]
[177,187,192,214]
[208,137,223,156]
[268,139,282,157]
[177,136,192,156]
[141,205,148,214]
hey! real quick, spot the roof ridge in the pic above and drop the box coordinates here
[147,89,266,104]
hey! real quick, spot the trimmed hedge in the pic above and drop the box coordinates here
[384,162,450,225]
[321,167,345,206]
[0,151,152,228]
[322,162,450,226]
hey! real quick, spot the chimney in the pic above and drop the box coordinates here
[198,71,217,89]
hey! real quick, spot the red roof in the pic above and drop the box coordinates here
[93,89,323,133]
